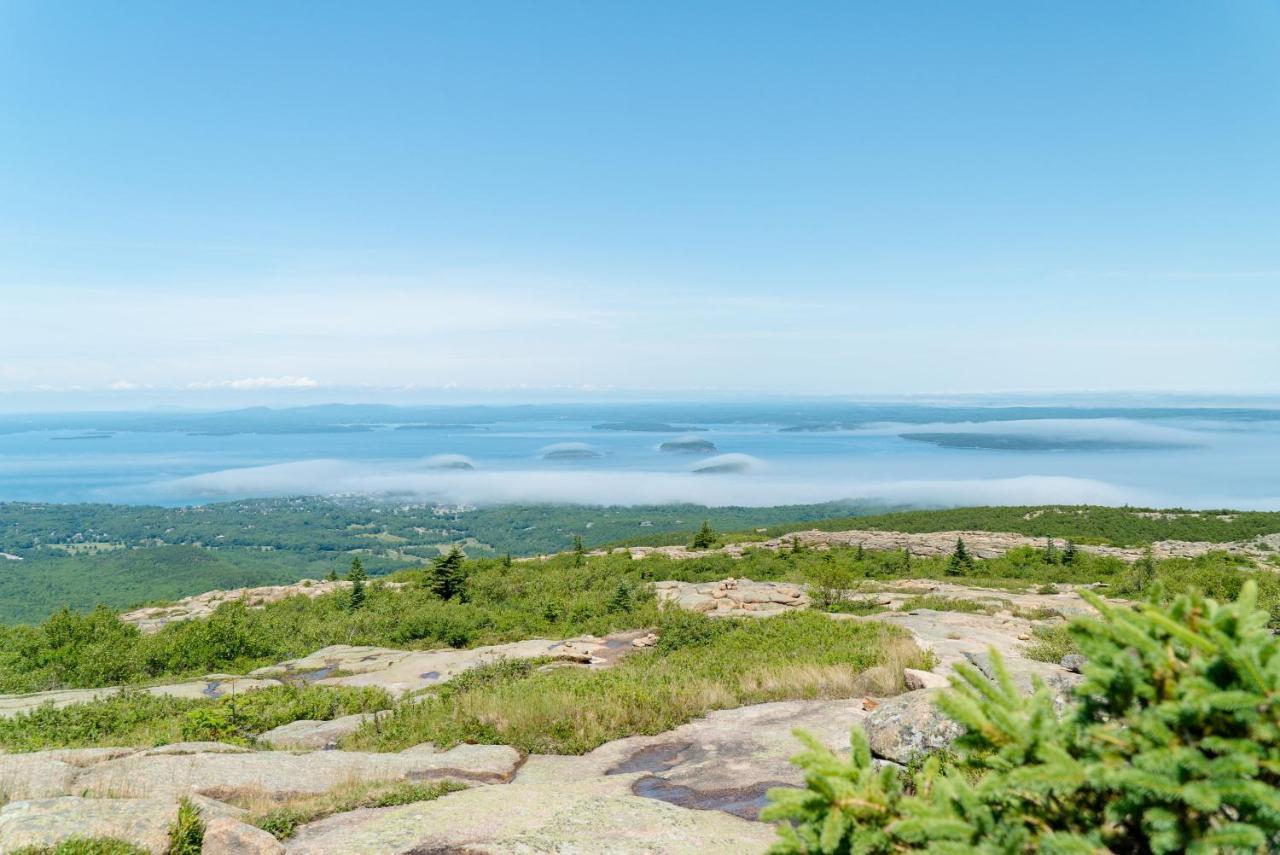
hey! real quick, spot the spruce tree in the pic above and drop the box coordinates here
[691,520,717,550]
[345,557,367,611]
[854,542,865,561]
[1044,535,1057,563]
[428,546,467,601]
[1062,539,1078,565]
[607,580,634,613]
[324,568,339,582]
[572,535,586,566]
[765,582,1280,853]
[947,537,973,576]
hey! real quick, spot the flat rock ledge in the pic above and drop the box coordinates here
[0,742,521,803]
[120,580,408,633]
[0,796,277,855]
[595,527,1276,564]
[655,578,809,617]
[285,773,776,855]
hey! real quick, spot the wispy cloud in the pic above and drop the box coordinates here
[186,376,320,390]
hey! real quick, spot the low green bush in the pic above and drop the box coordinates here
[0,684,392,751]
[764,582,1280,853]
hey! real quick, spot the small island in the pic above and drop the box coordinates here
[659,437,717,454]
[541,443,604,460]
[593,422,706,432]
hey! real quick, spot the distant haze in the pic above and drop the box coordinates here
[2,402,1278,511]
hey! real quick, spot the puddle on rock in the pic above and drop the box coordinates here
[605,741,690,775]
[630,775,783,820]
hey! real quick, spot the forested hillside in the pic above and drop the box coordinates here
[2,499,1278,624]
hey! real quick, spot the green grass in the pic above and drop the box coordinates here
[343,610,929,755]
[897,595,999,614]
[243,779,467,839]
[13,842,148,855]
[1025,623,1078,664]
[821,598,888,616]
[0,685,392,752]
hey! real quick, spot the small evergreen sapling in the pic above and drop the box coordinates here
[1062,539,1078,565]
[946,537,974,576]
[346,558,367,611]
[691,520,717,550]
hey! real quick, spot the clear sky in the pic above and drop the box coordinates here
[3,1,1279,406]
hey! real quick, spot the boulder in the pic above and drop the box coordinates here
[257,713,374,751]
[656,578,811,617]
[203,816,286,855]
[903,668,950,691]
[863,689,964,763]
[1060,653,1086,673]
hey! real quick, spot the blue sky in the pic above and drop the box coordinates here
[2,1,1279,405]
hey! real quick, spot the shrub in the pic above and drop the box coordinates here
[764,582,1280,853]
[167,798,203,855]
[654,609,732,652]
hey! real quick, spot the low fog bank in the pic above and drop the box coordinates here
[154,457,1280,511]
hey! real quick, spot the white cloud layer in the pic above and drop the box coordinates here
[158,458,1147,508]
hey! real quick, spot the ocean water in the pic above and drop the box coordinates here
[1,404,1278,509]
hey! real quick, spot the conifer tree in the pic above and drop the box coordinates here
[572,535,586,566]
[691,520,717,550]
[1044,535,1057,563]
[428,546,467,601]
[765,582,1280,853]
[324,568,338,582]
[345,557,367,611]
[1062,539,1078,565]
[854,542,865,561]
[946,537,973,576]
[607,580,634,613]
